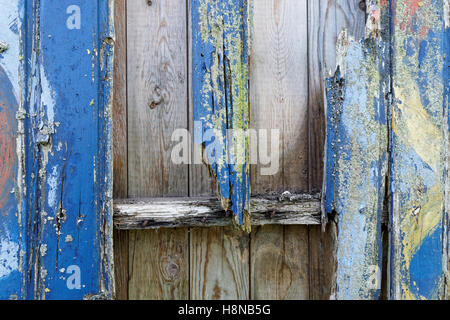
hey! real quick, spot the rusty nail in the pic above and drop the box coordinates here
[147,0,152,6]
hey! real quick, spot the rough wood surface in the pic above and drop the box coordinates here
[192,0,251,230]
[127,0,188,197]
[128,228,189,300]
[307,0,366,300]
[249,0,309,194]
[190,227,250,299]
[0,0,115,299]
[325,27,389,299]
[251,225,310,299]
[114,193,321,229]
[126,0,189,300]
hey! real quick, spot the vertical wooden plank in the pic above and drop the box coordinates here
[113,0,128,301]
[190,227,249,299]
[445,0,449,301]
[248,0,310,299]
[1,0,115,299]
[127,0,188,197]
[250,0,309,194]
[127,0,189,300]
[128,228,189,300]
[251,225,309,299]
[189,0,250,300]
[307,0,366,300]
[390,0,447,300]
[325,26,389,299]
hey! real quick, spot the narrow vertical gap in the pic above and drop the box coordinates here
[125,0,129,200]
[186,0,191,198]
[307,226,313,299]
[186,0,191,300]
[124,0,130,301]
[248,230,252,300]
[306,0,312,193]
[386,0,394,300]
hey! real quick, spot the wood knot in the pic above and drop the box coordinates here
[149,86,164,109]
[147,0,152,6]
[167,262,179,277]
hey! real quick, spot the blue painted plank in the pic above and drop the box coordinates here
[0,0,114,299]
[389,0,448,300]
[192,0,251,231]
[325,27,389,299]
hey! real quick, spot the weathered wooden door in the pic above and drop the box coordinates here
[0,0,114,299]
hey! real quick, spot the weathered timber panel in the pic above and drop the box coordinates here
[113,0,366,300]
[126,0,190,300]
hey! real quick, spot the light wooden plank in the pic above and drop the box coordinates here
[114,194,321,229]
[250,0,309,194]
[250,225,310,299]
[128,228,189,300]
[248,0,310,300]
[127,0,188,197]
[126,0,189,300]
[390,0,447,300]
[190,227,249,299]
[112,0,129,301]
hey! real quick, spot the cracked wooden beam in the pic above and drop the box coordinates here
[114,193,321,230]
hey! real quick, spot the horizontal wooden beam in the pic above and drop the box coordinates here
[113,193,321,229]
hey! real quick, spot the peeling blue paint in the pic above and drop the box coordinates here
[0,0,114,299]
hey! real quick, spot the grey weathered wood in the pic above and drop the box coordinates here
[190,227,250,299]
[128,228,189,300]
[251,225,310,299]
[127,0,188,197]
[126,0,190,300]
[249,0,309,194]
[114,193,321,229]
[248,0,310,301]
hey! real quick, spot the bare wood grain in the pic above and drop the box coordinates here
[128,228,189,300]
[250,0,309,194]
[127,0,188,197]
[112,0,128,301]
[190,227,250,299]
[251,225,310,299]
[114,194,321,229]
[126,0,189,300]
